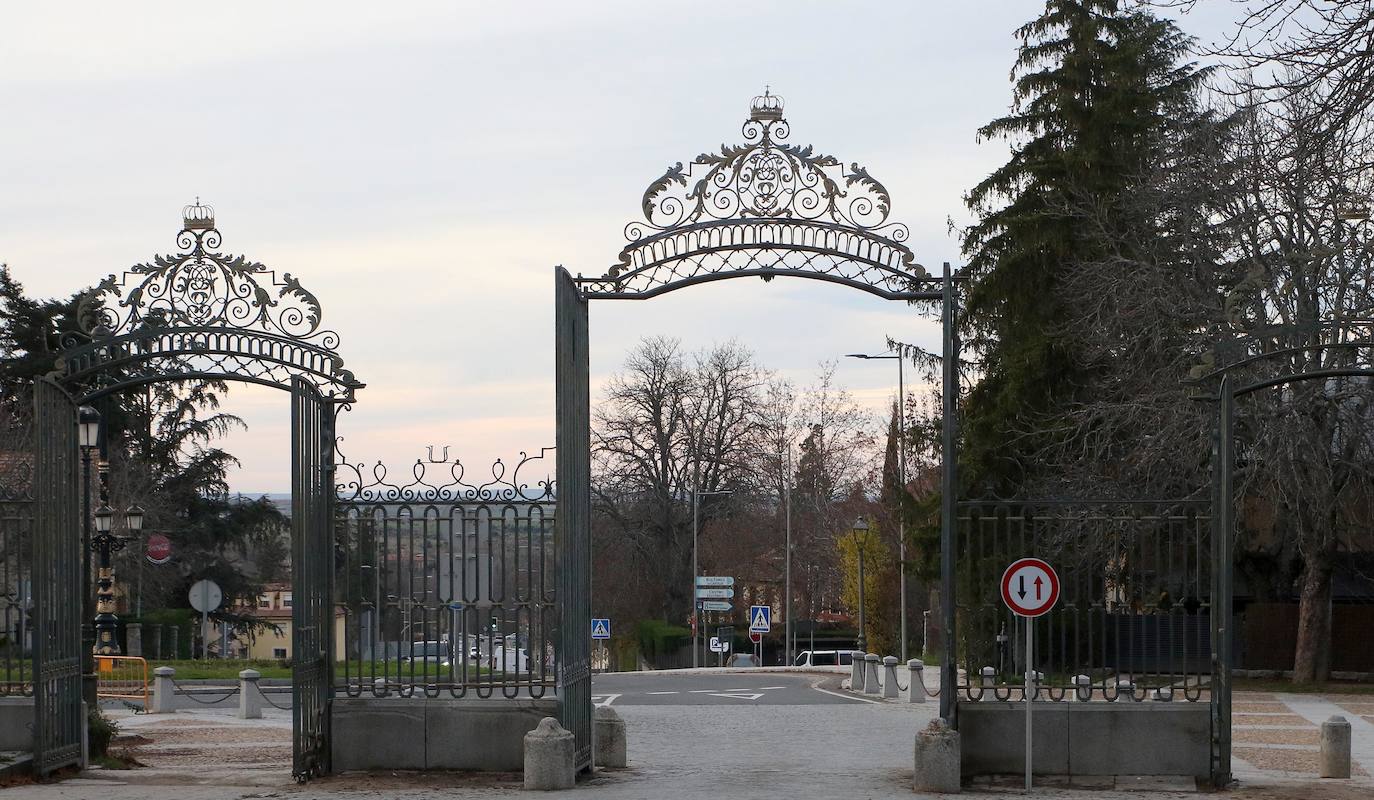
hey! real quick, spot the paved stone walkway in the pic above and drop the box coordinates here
[1230,691,1374,784]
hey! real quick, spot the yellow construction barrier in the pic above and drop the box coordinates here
[96,655,149,710]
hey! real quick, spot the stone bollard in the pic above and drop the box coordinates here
[594,706,627,769]
[524,717,575,790]
[1115,677,1135,700]
[1151,686,1173,702]
[882,656,900,699]
[1320,715,1352,778]
[850,651,865,692]
[913,717,961,794]
[863,654,882,696]
[980,665,996,700]
[1073,674,1093,702]
[151,666,176,713]
[907,659,926,704]
[238,669,262,719]
[372,677,389,696]
[1027,670,1044,700]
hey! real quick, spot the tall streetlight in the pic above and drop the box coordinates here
[91,496,144,655]
[761,447,794,665]
[845,350,909,660]
[691,486,733,668]
[852,516,870,652]
[77,406,100,707]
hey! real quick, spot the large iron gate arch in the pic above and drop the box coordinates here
[34,202,362,781]
[555,90,962,771]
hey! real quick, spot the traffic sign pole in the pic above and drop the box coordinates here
[1025,614,1032,792]
[999,557,1058,794]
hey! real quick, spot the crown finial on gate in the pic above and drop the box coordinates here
[750,87,784,122]
[183,197,215,231]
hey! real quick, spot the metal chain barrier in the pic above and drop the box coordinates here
[256,682,292,711]
[170,677,240,705]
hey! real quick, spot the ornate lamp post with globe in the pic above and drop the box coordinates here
[91,496,143,655]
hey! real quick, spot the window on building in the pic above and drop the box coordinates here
[259,597,271,608]
[273,647,288,659]
[283,597,292,608]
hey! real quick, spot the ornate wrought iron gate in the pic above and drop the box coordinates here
[32,377,82,774]
[291,376,336,781]
[554,267,592,772]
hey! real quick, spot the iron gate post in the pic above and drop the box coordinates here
[1211,378,1234,786]
[939,262,959,725]
[554,267,593,773]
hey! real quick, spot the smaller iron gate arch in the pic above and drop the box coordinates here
[56,201,363,403]
[575,90,943,302]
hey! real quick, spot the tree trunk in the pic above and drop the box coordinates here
[1292,555,1333,684]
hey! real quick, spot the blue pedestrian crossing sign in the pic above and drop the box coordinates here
[749,605,771,633]
[591,618,611,640]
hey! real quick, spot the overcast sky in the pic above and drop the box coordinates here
[0,1,1239,492]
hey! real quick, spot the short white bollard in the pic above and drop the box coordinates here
[524,717,575,790]
[980,666,997,700]
[372,677,388,696]
[882,656,900,699]
[1115,677,1135,700]
[594,706,627,769]
[913,717,961,794]
[1320,715,1352,778]
[850,651,865,692]
[151,666,176,714]
[1073,674,1093,702]
[1151,686,1173,702]
[1028,670,1044,700]
[907,659,926,704]
[863,654,882,696]
[238,669,262,719]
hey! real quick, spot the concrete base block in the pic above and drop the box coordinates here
[0,697,34,750]
[524,717,575,791]
[151,667,176,714]
[1320,715,1352,778]
[331,695,558,772]
[958,701,1209,778]
[237,670,262,719]
[914,718,961,793]
[594,706,627,768]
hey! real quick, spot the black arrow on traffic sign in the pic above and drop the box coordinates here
[1017,575,1027,599]
[1033,576,1043,600]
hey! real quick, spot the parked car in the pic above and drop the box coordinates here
[726,653,761,668]
[792,650,853,667]
[400,640,453,665]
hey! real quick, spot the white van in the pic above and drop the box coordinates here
[792,650,854,667]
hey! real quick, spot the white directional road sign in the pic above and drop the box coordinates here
[749,605,771,633]
[591,618,611,640]
[700,601,732,612]
[695,587,734,599]
[709,636,730,653]
[1000,557,1060,618]
[695,576,734,587]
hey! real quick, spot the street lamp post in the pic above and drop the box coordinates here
[853,516,869,652]
[761,447,794,665]
[90,458,144,656]
[77,406,100,707]
[691,486,733,668]
[845,350,908,660]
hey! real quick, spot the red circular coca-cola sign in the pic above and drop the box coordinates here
[146,533,172,565]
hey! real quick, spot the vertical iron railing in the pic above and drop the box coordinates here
[333,449,556,699]
[0,501,34,697]
[291,377,334,781]
[555,266,593,773]
[954,499,1212,703]
[32,377,82,774]
[1211,379,1234,786]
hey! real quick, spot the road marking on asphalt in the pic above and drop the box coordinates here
[689,688,752,693]
[646,691,679,695]
[810,683,880,704]
[759,686,786,690]
[707,692,763,701]
[592,694,621,707]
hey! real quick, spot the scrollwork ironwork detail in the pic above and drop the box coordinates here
[77,202,338,346]
[335,445,556,505]
[585,91,933,300]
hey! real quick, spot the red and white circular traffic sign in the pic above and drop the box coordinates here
[146,533,172,565]
[749,631,762,644]
[1000,557,1059,617]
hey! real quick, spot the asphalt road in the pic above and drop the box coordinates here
[591,670,864,706]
